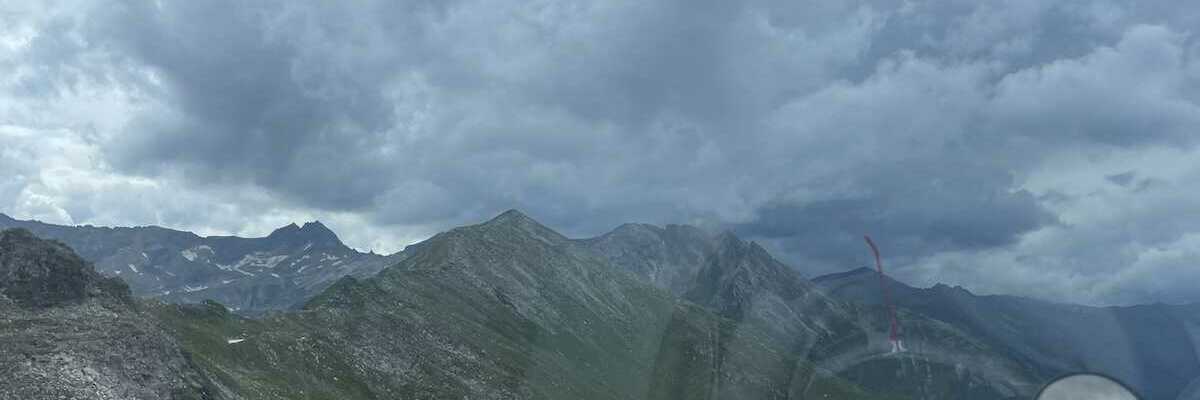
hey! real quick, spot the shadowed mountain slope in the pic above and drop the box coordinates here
[0,228,217,400]
[583,219,1045,398]
[815,267,1200,400]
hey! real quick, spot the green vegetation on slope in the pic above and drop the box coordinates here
[151,213,905,400]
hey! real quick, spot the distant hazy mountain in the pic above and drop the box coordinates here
[579,223,719,295]
[815,267,1200,400]
[584,222,1042,399]
[0,213,404,314]
[0,228,215,399]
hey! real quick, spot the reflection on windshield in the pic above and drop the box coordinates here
[1038,374,1140,400]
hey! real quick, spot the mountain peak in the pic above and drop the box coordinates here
[300,220,334,235]
[613,222,658,232]
[475,209,567,243]
[486,209,534,224]
[480,209,546,229]
[600,222,665,239]
[931,282,974,295]
[269,223,301,236]
[267,220,344,247]
[713,230,749,253]
[813,266,876,282]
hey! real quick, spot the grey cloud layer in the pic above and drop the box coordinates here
[3,0,1200,305]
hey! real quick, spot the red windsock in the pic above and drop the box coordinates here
[864,235,900,342]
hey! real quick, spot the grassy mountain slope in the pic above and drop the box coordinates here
[151,211,899,399]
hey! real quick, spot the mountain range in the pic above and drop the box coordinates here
[2,210,1197,399]
[0,212,404,314]
[815,267,1200,400]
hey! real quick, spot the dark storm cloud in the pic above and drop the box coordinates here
[1106,171,1136,187]
[6,0,1200,305]
[89,1,409,210]
[737,167,1058,270]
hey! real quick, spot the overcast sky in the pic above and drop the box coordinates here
[3,0,1200,306]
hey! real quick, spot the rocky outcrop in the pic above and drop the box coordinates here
[0,228,216,400]
[0,228,130,308]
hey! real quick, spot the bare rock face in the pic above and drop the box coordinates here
[0,228,216,400]
[0,228,130,308]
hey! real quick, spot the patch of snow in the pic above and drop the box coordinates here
[221,279,235,285]
[183,285,209,293]
[227,252,289,271]
[302,242,313,252]
[226,338,246,344]
[141,252,148,260]
[128,264,139,273]
[181,245,214,262]
[219,252,289,276]
[270,273,280,278]
[296,265,309,274]
[263,255,288,268]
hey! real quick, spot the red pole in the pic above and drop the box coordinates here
[864,235,900,343]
